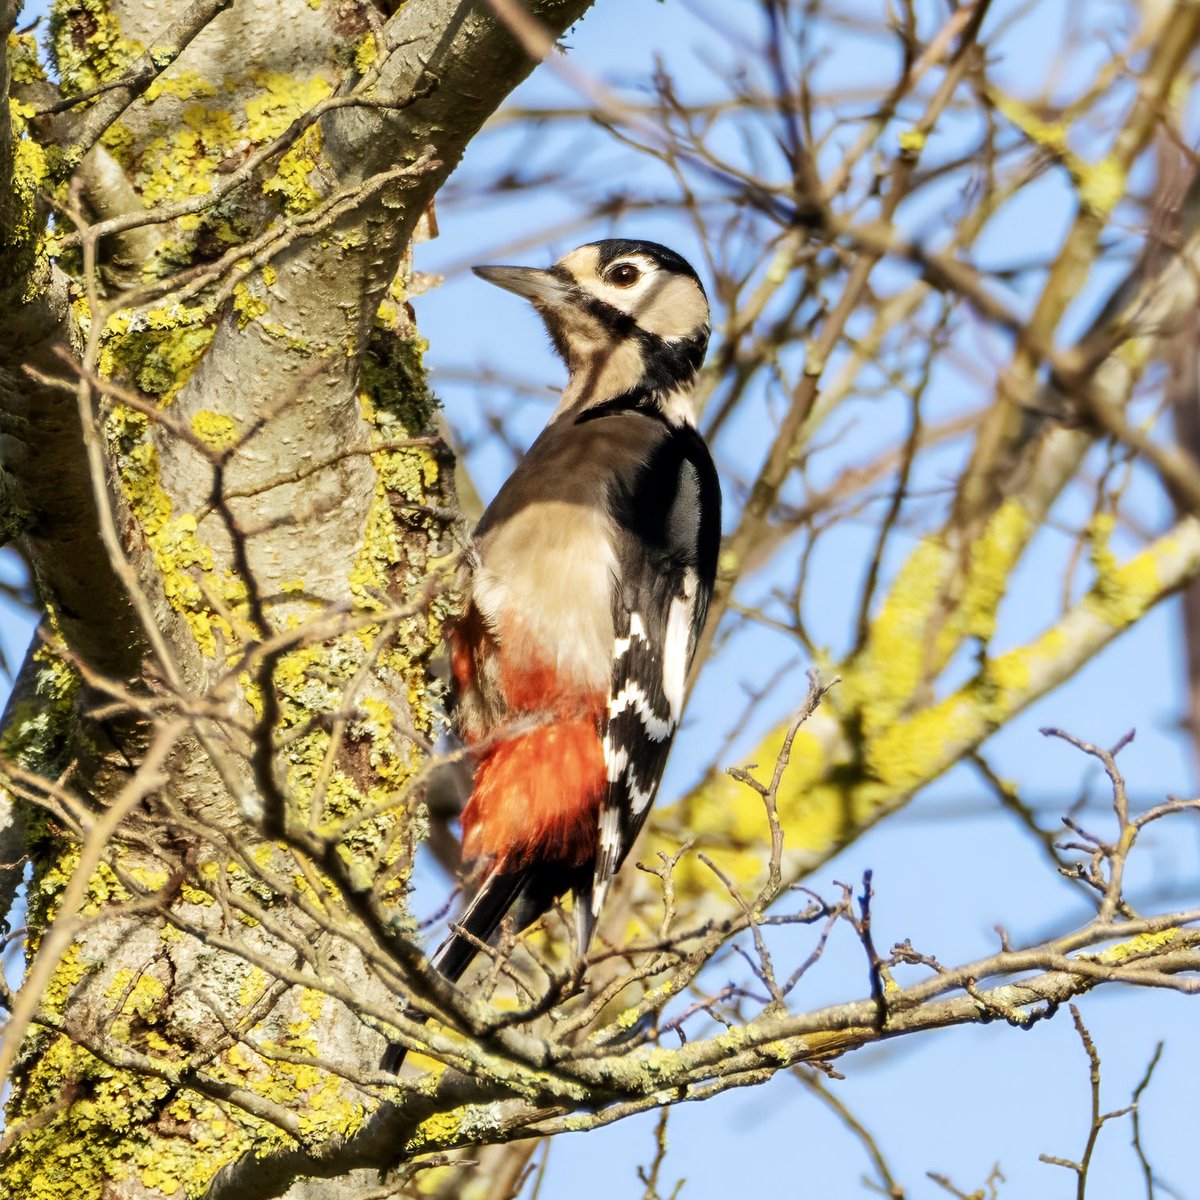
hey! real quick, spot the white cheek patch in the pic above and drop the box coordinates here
[634,273,709,340]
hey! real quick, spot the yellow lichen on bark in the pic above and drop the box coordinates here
[2,5,451,1194]
[8,831,294,1200]
[653,513,1197,900]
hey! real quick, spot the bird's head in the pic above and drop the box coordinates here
[473,239,710,424]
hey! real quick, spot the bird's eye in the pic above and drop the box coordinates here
[607,263,641,287]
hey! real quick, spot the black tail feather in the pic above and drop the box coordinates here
[384,868,556,1075]
[433,869,531,983]
[382,865,584,1072]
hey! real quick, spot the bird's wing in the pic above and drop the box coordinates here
[584,424,720,951]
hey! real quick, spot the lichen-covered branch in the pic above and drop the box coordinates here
[205,912,1200,1198]
[204,686,1200,1197]
[659,515,1200,898]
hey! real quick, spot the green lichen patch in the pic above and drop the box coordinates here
[232,281,269,328]
[104,389,255,661]
[48,0,144,99]
[114,66,333,273]
[91,300,249,657]
[144,68,218,104]
[864,692,976,796]
[407,1108,464,1154]
[1076,155,1125,218]
[3,98,51,296]
[245,70,332,142]
[190,409,240,451]
[2,1024,286,1200]
[262,122,325,215]
[843,499,1032,736]
[1095,926,1184,965]
[134,103,240,209]
[97,304,216,403]
[266,622,426,890]
[353,328,445,624]
[115,434,245,658]
[1085,513,1164,627]
[6,842,348,1198]
[245,72,334,213]
[0,638,80,779]
[354,32,379,75]
[7,30,46,86]
[959,499,1030,641]
[839,535,948,732]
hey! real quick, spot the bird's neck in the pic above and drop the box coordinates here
[554,376,699,428]
[553,341,701,427]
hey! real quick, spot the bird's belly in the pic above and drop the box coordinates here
[462,717,605,869]
[471,499,615,694]
[453,500,615,868]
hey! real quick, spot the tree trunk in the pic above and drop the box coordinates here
[0,2,593,1196]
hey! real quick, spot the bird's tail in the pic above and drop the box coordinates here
[432,868,532,983]
[382,868,560,1072]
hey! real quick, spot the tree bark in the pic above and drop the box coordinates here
[0,2,594,1197]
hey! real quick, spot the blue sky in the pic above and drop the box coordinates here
[410,2,1199,1196]
[5,1,1197,1195]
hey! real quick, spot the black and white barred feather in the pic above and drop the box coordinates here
[583,420,721,948]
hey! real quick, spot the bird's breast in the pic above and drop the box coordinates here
[471,498,616,698]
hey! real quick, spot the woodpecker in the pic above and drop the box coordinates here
[406,239,720,1044]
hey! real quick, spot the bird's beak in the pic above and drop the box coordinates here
[472,265,571,307]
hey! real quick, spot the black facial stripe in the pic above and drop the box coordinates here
[573,291,636,337]
[572,329,708,422]
[634,326,709,394]
[576,291,708,384]
[571,290,708,397]
[539,275,643,340]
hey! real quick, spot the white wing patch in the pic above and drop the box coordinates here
[612,612,648,659]
[627,776,656,816]
[603,736,628,781]
[592,805,622,919]
[661,571,697,721]
[608,682,674,742]
[595,599,684,925]
[598,805,621,860]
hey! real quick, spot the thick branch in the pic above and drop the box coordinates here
[660,513,1200,899]
[205,921,1200,1200]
